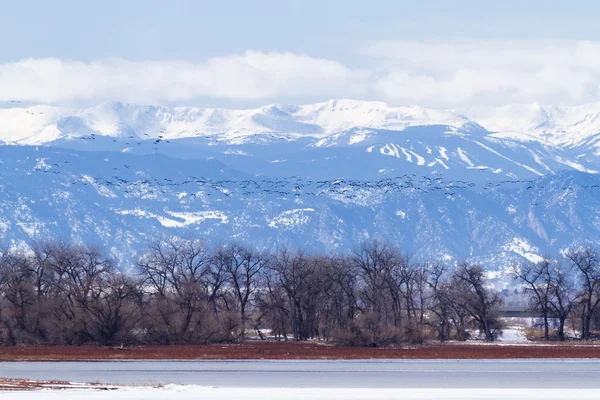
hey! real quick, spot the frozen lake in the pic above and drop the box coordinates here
[2,359,600,388]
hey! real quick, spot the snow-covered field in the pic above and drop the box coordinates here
[3,386,600,400]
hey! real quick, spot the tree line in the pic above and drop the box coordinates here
[0,238,598,346]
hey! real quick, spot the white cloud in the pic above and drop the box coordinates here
[0,52,367,104]
[3,40,600,107]
[366,39,600,107]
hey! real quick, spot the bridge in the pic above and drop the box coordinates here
[498,306,541,318]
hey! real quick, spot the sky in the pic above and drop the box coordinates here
[2,0,600,108]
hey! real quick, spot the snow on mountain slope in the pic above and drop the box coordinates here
[244,125,596,181]
[3,99,600,153]
[467,103,600,148]
[0,105,65,144]
[4,99,600,154]
[4,99,600,182]
[292,99,468,134]
[0,100,471,145]
[2,145,600,282]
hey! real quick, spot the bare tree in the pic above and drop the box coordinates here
[220,244,268,340]
[137,238,215,343]
[547,258,577,341]
[269,248,313,341]
[453,262,504,341]
[320,255,358,339]
[351,240,403,327]
[258,262,291,340]
[84,272,145,345]
[566,247,600,340]
[512,259,553,340]
[0,250,35,343]
[42,243,117,343]
[426,263,454,342]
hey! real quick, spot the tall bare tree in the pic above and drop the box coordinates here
[453,262,504,341]
[566,247,600,340]
[220,244,267,340]
[547,258,577,341]
[137,238,215,343]
[512,258,553,340]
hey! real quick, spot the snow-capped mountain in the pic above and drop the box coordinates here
[3,99,600,150]
[2,99,600,279]
[467,103,600,149]
[0,99,470,145]
[3,99,600,180]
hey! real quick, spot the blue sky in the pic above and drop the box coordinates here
[2,0,600,108]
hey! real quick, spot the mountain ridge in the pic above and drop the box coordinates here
[4,99,600,148]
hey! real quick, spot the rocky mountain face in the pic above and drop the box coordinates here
[2,99,600,282]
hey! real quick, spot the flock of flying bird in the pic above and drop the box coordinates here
[29,153,600,205]
[78,130,172,151]
[2,108,596,203]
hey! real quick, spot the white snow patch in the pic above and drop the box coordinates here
[224,149,249,155]
[16,221,40,237]
[114,209,227,228]
[555,156,598,173]
[380,144,400,158]
[456,147,475,167]
[497,328,528,344]
[4,386,599,400]
[440,253,453,261]
[435,158,449,169]
[34,158,49,170]
[349,130,369,144]
[471,140,543,176]
[529,150,553,173]
[503,238,544,263]
[400,147,413,162]
[409,150,425,166]
[438,146,449,160]
[166,210,228,226]
[268,208,315,228]
[314,138,327,147]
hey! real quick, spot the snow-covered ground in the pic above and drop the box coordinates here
[466,318,529,344]
[497,328,528,343]
[3,386,600,400]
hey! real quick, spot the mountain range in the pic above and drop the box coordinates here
[2,99,600,284]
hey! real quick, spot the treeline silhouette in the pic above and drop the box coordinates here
[0,239,599,346]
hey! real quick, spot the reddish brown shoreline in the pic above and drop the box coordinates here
[1,342,600,361]
[0,378,117,391]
